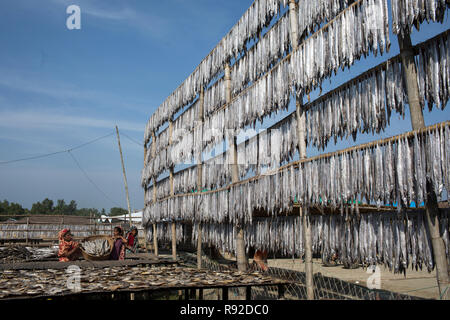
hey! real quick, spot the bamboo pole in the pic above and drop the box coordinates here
[225,63,247,272]
[169,119,177,261]
[289,0,314,300]
[25,217,29,245]
[115,126,132,225]
[153,178,158,257]
[151,131,158,257]
[197,86,205,270]
[398,34,449,299]
[143,144,148,252]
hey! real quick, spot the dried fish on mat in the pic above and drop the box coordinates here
[0,266,282,300]
[80,239,111,256]
[0,246,33,263]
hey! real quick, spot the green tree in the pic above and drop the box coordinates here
[109,207,128,216]
[31,198,54,215]
[54,199,66,215]
[67,200,77,215]
[0,200,26,221]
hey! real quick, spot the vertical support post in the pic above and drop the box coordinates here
[302,207,314,300]
[169,119,177,261]
[115,126,132,224]
[225,63,247,271]
[143,144,148,252]
[197,86,205,269]
[197,224,203,269]
[289,0,313,300]
[151,130,159,257]
[398,34,449,299]
[25,217,29,245]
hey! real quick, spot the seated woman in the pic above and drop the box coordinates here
[126,226,138,253]
[58,229,81,262]
[110,226,133,260]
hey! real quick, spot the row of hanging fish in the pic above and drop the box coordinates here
[155,177,170,201]
[230,12,290,97]
[391,0,449,36]
[144,0,364,140]
[144,0,287,138]
[142,29,449,188]
[297,0,356,41]
[305,56,407,150]
[416,30,450,111]
[148,222,188,245]
[202,152,232,190]
[296,124,450,209]
[192,222,237,255]
[143,0,391,182]
[179,209,450,274]
[203,79,227,119]
[143,122,450,227]
[290,0,390,96]
[310,209,446,273]
[236,114,299,179]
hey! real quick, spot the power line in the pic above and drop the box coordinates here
[68,151,123,208]
[121,132,143,147]
[0,132,115,165]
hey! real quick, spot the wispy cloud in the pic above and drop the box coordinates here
[48,0,170,38]
[0,71,152,115]
[0,109,144,133]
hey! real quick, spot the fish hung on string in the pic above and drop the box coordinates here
[416,32,450,111]
[391,0,449,36]
[290,0,390,96]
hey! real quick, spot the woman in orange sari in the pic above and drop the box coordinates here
[57,229,81,262]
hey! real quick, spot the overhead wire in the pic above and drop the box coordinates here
[68,150,123,208]
[0,132,115,165]
[0,129,137,209]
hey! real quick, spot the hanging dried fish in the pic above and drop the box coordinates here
[392,0,449,36]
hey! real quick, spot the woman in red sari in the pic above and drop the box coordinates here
[58,229,81,262]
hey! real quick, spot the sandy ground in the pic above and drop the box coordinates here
[155,251,444,299]
[261,258,441,299]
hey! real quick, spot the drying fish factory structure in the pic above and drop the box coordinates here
[142,0,450,299]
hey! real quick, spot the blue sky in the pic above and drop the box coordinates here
[0,0,449,211]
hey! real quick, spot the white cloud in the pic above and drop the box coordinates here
[48,0,169,37]
[0,109,144,133]
[0,71,152,115]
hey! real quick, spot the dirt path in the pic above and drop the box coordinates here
[263,258,440,299]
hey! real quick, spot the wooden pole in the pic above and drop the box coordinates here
[169,119,177,261]
[197,86,205,270]
[289,0,314,300]
[398,34,449,299]
[115,126,132,225]
[143,144,148,252]
[25,217,29,245]
[150,130,158,257]
[225,62,247,271]
[153,177,158,257]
